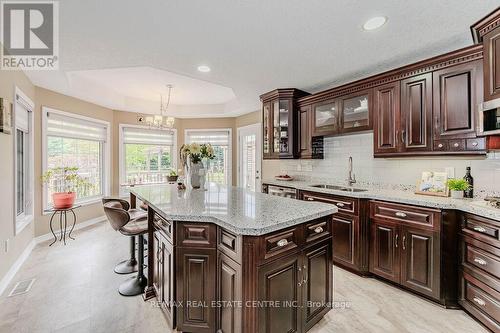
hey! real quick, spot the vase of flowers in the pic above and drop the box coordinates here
[41,167,93,209]
[180,143,215,189]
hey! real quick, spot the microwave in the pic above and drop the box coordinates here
[478,98,500,136]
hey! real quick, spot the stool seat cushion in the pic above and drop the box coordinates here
[120,216,148,236]
[129,208,147,220]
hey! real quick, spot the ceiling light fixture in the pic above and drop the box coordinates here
[362,16,387,31]
[141,84,175,130]
[197,65,211,73]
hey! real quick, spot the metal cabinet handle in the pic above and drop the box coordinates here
[401,129,405,144]
[472,141,478,147]
[336,202,345,207]
[277,239,288,247]
[395,234,399,248]
[473,257,487,266]
[473,297,486,306]
[314,226,324,234]
[302,266,308,285]
[395,212,407,218]
[438,143,444,148]
[473,226,486,233]
[453,143,460,148]
[307,197,314,201]
[402,236,406,250]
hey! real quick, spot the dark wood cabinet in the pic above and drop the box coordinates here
[152,230,175,328]
[369,220,401,283]
[312,99,339,137]
[298,105,313,158]
[218,253,242,333]
[331,214,355,266]
[400,226,440,299]
[433,60,483,142]
[373,81,401,155]
[261,89,309,159]
[400,73,433,152]
[483,26,500,101]
[339,89,372,133]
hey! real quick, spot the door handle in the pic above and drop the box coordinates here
[277,239,288,247]
[402,236,406,250]
[473,257,487,266]
[395,212,407,218]
[395,234,399,248]
[401,129,405,144]
[314,226,324,234]
[336,203,345,207]
[307,197,314,201]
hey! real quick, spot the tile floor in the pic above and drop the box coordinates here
[0,222,488,333]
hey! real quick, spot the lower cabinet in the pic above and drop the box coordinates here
[331,214,356,267]
[369,220,401,284]
[258,240,332,333]
[152,230,175,328]
[217,253,242,333]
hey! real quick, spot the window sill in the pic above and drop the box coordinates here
[16,215,34,235]
[43,196,104,215]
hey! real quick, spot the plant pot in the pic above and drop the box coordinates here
[450,190,464,199]
[52,192,76,209]
[188,161,204,189]
[167,175,178,183]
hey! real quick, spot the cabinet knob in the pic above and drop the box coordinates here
[277,239,288,247]
[473,226,486,233]
[473,297,486,306]
[472,141,478,147]
[336,203,345,207]
[314,226,324,234]
[307,197,314,201]
[473,257,487,266]
[453,143,459,148]
[438,143,443,148]
[395,212,407,218]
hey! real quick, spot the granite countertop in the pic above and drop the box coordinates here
[130,183,338,236]
[263,179,500,222]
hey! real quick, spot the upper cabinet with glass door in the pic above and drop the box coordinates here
[261,89,309,159]
[312,99,339,136]
[339,90,372,133]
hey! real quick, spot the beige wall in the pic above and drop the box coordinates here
[235,110,260,128]
[0,70,36,285]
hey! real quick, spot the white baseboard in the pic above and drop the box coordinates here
[35,215,106,244]
[0,239,35,297]
[0,215,106,297]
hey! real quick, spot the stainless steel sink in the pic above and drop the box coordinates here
[309,184,368,192]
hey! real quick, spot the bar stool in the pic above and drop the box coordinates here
[103,202,148,296]
[102,198,146,274]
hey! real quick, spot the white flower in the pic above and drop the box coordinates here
[190,143,201,154]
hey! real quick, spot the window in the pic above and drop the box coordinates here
[185,129,232,185]
[43,108,110,208]
[120,126,177,188]
[14,88,34,233]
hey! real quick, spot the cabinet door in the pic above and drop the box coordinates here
[302,241,332,332]
[400,73,433,152]
[484,27,500,101]
[258,253,302,333]
[312,99,339,136]
[374,82,401,155]
[299,105,312,158]
[263,102,272,159]
[401,227,440,300]
[162,239,175,328]
[339,90,372,133]
[217,253,242,333]
[332,214,356,268]
[369,220,400,283]
[433,60,483,141]
[176,248,217,333]
[153,231,163,302]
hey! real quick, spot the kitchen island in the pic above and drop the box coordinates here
[130,183,337,333]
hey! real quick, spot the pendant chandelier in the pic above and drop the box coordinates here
[143,84,175,130]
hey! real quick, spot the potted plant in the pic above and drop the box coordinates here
[447,178,470,199]
[179,143,215,188]
[41,167,93,209]
[166,169,178,183]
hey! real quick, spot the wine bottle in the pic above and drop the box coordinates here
[464,167,474,198]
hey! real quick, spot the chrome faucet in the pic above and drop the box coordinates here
[347,156,356,186]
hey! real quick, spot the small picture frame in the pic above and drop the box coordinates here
[0,98,12,135]
[415,171,449,197]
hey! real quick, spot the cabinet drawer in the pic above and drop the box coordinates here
[304,218,331,244]
[466,138,486,151]
[154,214,173,243]
[218,228,241,263]
[463,213,500,247]
[433,140,448,151]
[464,279,500,324]
[370,201,440,230]
[302,192,358,215]
[448,139,466,151]
[177,223,217,248]
[466,243,500,279]
[263,227,300,260]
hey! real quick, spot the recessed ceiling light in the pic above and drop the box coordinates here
[197,65,211,73]
[362,16,387,31]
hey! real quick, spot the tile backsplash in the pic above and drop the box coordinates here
[263,133,500,197]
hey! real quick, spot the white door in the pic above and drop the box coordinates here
[238,123,262,192]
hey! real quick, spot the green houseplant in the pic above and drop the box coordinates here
[447,178,470,199]
[41,167,93,209]
[166,169,179,183]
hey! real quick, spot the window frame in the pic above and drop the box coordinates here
[184,128,232,186]
[118,124,178,197]
[42,107,111,211]
[13,87,34,235]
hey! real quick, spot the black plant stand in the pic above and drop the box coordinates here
[48,205,81,246]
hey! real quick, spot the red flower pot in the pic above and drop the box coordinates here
[52,192,76,209]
